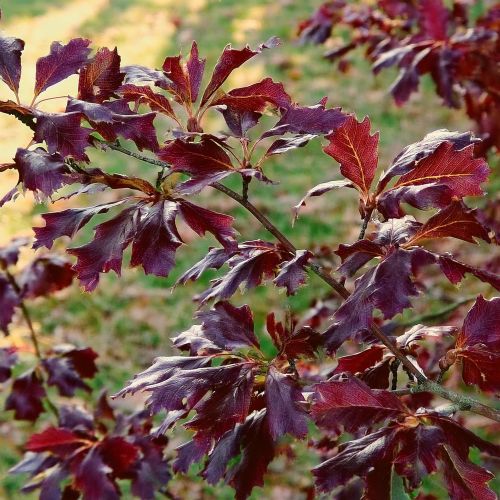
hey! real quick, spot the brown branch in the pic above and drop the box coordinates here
[100,140,500,422]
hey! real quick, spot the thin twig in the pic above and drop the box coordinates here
[400,296,476,328]
[358,209,372,240]
[100,140,500,422]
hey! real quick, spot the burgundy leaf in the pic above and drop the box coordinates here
[313,426,398,493]
[130,200,182,278]
[72,447,120,500]
[158,137,235,188]
[0,273,20,333]
[0,237,29,267]
[0,35,24,94]
[178,199,236,249]
[78,47,124,103]
[324,248,427,352]
[332,345,385,376]
[378,143,489,217]
[115,355,211,397]
[263,102,347,137]
[394,424,444,489]
[34,38,91,97]
[118,84,175,119]
[187,41,206,103]
[203,409,275,500]
[312,377,406,433]
[172,325,221,356]
[5,370,46,421]
[335,239,385,278]
[419,0,449,40]
[19,255,75,298]
[33,111,90,161]
[68,206,140,291]
[458,296,500,350]
[378,130,478,190]
[201,37,279,106]
[324,115,379,197]
[195,301,260,350]
[121,65,170,88]
[265,134,316,157]
[404,201,490,246]
[437,255,500,291]
[265,365,308,439]
[212,77,291,112]
[273,249,312,295]
[33,200,127,250]
[26,427,86,455]
[99,436,139,478]
[441,445,496,500]
[177,247,234,285]
[15,148,71,197]
[198,241,284,303]
[0,347,18,382]
[43,355,92,397]
[293,179,353,221]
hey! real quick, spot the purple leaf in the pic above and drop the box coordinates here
[195,301,259,350]
[265,366,308,439]
[0,273,20,333]
[273,249,312,295]
[0,347,18,383]
[5,370,46,421]
[34,111,90,160]
[0,35,24,94]
[15,148,71,197]
[34,38,91,97]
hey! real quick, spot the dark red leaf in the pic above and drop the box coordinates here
[332,345,385,376]
[15,147,71,197]
[78,47,124,103]
[324,115,379,197]
[195,301,260,350]
[33,111,90,161]
[26,427,87,455]
[441,445,496,500]
[72,447,120,500]
[0,237,29,267]
[212,77,291,112]
[336,239,385,277]
[378,142,489,217]
[0,347,18,382]
[197,240,284,303]
[404,201,490,246]
[311,377,406,433]
[118,84,175,119]
[34,38,91,97]
[0,35,24,94]
[99,436,139,478]
[5,370,46,421]
[293,179,354,221]
[419,0,449,40]
[68,206,140,291]
[187,41,206,103]
[378,130,478,191]
[201,37,279,106]
[273,249,312,295]
[263,101,347,137]
[177,247,234,285]
[178,199,236,249]
[265,366,308,439]
[43,356,92,397]
[130,200,182,278]
[394,424,444,488]
[437,255,500,290]
[19,255,74,298]
[64,347,98,379]
[0,273,20,333]
[158,137,235,189]
[313,426,398,493]
[203,409,275,500]
[33,200,127,250]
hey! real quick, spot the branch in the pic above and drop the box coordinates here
[400,296,476,328]
[99,140,500,422]
[5,270,59,417]
[358,208,372,240]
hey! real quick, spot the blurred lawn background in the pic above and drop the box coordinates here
[0,1,498,498]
